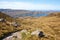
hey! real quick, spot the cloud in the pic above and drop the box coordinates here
[0,1,60,10]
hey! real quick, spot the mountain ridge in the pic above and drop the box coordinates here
[0,9,57,18]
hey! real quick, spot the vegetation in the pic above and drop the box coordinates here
[0,12,60,40]
[16,12,60,40]
[0,12,22,39]
[21,31,31,40]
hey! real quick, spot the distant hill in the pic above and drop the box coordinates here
[48,12,60,17]
[0,9,53,18]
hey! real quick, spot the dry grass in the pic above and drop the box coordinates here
[0,12,22,38]
[0,12,60,40]
[16,13,60,40]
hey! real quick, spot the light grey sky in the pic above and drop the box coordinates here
[0,0,60,10]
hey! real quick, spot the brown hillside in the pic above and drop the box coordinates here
[16,12,60,40]
[48,12,60,17]
[0,12,14,22]
[0,12,22,39]
[0,12,60,40]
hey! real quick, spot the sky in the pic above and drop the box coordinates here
[0,0,60,10]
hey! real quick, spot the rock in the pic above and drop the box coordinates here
[0,18,6,22]
[38,31,45,37]
[31,30,40,36]
[12,22,20,27]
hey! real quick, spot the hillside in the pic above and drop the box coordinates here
[48,12,60,17]
[15,12,60,40]
[0,12,22,39]
[0,12,14,22]
[0,12,60,40]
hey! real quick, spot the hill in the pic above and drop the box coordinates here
[0,12,14,22]
[48,12,60,17]
[0,12,60,40]
[15,12,60,40]
[0,12,22,39]
[0,9,52,18]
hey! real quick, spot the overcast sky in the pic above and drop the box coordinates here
[0,0,60,10]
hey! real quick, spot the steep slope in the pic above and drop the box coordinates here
[0,12,14,22]
[0,12,22,39]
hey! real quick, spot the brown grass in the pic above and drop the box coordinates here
[16,12,60,40]
[0,12,60,40]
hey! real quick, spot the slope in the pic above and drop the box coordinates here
[16,12,60,40]
[0,12,22,39]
